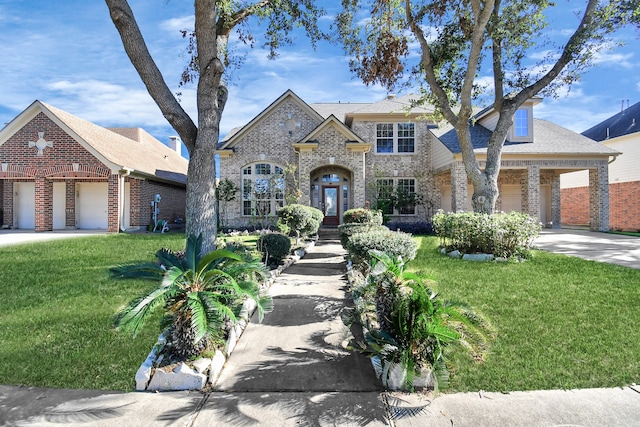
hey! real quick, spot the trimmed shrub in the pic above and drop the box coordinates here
[346,228,417,267]
[277,204,312,238]
[432,210,541,259]
[257,232,292,265]
[338,223,388,248]
[301,206,324,237]
[343,208,383,225]
[386,221,434,235]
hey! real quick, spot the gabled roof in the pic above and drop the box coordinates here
[582,101,640,141]
[219,89,324,149]
[431,119,620,156]
[0,100,188,183]
[300,115,367,144]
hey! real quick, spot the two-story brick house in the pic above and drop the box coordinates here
[0,100,188,232]
[217,90,618,231]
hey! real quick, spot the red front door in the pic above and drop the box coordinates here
[322,186,339,226]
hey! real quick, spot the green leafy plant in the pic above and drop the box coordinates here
[257,232,292,266]
[433,210,541,259]
[346,228,417,268]
[343,208,383,225]
[355,250,493,392]
[277,204,322,240]
[216,178,240,231]
[111,234,272,361]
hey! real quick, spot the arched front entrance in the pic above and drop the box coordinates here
[310,167,352,226]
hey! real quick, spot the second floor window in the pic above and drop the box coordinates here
[514,109,529,137]
[376,123,415,154]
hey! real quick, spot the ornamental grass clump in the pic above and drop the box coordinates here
[433,210,541,259]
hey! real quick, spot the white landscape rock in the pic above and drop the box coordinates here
[208,350,227,385]
[147,362,207,391]
[462,253,495,262]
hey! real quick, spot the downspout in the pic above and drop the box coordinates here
[119,168,133,232]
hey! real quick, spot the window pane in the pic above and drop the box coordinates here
[255,163,271,175]
[376,179,394,215]
[398,179,416,215]
[243,166,252,175]
[397,123,415,153]
[376,123,394,153]
[515,109,528,137]
[243,200,252,216]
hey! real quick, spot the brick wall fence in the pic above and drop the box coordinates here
[562,181,640,231]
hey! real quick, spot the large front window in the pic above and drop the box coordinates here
[242,163,284,216]
[376,123,415,153]
[374,178,417,215]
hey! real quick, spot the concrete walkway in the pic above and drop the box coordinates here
[1,232,640,426]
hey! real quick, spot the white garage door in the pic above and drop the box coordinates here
[53,182,66,230]
[14,182,35,229]
[500,185,522,213]
[76,182,108,229]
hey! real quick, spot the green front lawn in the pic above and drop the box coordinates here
[1,233,638,392]
[0,233,185,391]
[411,236,640,392]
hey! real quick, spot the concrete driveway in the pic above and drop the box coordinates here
[535,228,640,269]
[0,230,108,248]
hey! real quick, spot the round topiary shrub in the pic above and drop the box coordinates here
[343,208,383,225]
[277,204,313,238]
[346,228,417,269]
[257,232,292,266]
[338,223,388,249]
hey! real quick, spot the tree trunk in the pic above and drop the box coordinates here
[469,173,499,214]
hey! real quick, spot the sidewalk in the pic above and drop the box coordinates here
[2,234,640,426]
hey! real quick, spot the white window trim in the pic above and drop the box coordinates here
[509,107,533,142]
[241,162,285,217]
[375,122,416,154]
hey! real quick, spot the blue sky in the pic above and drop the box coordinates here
[1,1,639,148]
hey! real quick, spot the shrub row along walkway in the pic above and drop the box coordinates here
[3,231,640,426]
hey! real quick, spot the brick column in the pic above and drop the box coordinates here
[352,153,366,208]
[108,174,121,232]
[526,165,540,219]
[589,165,610,232]
[2,181,13,228]
[297,152,311,205]
[551,173,561,228]
[34,176,53,232]
[451,161,467,212]
[65,180,76,228]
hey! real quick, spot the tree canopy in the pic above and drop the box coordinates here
[337,0,639,213]
[105,0,326,251]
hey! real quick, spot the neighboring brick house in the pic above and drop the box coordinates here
[561,102,640,231]
[217,90,617,231]
[0,101,188,232]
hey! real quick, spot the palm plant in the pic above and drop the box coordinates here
[362,250,493,392]
[111,234,272,361]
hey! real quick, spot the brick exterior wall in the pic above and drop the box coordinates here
[562,181,640,231]
[0,112,186,232]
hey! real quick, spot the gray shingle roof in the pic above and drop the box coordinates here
[582,102,640,141]
[430,119,620,155]
[40,102,188,183]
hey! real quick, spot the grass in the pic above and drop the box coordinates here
[0,233,185,391]
[410,236,640,392]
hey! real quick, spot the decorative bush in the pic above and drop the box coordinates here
[343,208,383,225]
[346,228,417,267]
[386,221,434,235]
[338,223,388,248]
[301,206,323,237]
[257,232,292,265]
[277,204,312,238]
[432,210,541,259]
